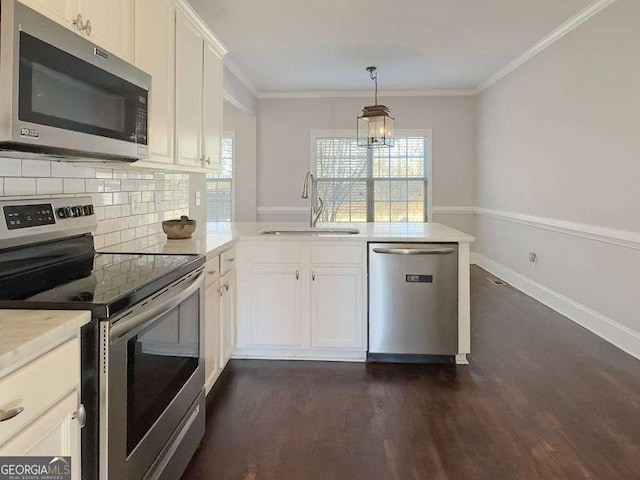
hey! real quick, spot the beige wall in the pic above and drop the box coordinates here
[256,95,476,233]
[476,0,640,354]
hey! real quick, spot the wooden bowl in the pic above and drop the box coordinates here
[162,215,197,239]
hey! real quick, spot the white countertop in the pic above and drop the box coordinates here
[100,222,474,258]
[0,310,91,375]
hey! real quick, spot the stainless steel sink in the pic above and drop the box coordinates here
[259,227,360,236]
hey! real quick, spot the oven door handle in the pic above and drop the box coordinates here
[110,270,204,341]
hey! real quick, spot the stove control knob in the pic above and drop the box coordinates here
[57,207,72,218]
[83,205,94,216]
[72,206,84,217]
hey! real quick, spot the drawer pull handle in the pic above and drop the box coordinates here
[223,281,230,291]
[226,257,235,263]
[312,271,316,282]
[72,404,87,428]
[208,270,217,275]
[0,407,24,422]
[295,270,299,280]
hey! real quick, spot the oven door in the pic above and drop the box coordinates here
[100,268,205,480]
[0,1,150,161]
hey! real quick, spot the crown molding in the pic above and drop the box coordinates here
[173,0,228,57]
[224,58,259,97]
[257,89,476,99]
[477,0,616,93]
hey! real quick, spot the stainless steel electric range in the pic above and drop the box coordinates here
[0,196,206,480]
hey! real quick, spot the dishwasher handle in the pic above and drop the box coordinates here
[372,247,455,255]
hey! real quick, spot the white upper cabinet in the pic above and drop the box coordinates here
[134,0,175,164]
[78,0,133,61]
[310,267,364,349]
[21,0,134,62]
[18,0,76,28]
[203,42,224,173]
[175,9,204,168]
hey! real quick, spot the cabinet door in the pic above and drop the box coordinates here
[175,9,204,167]
[79,0,133,61]
[0,392,81,480]
[219,269,236,365]
[202,42,223,173]
[204,280,220,392]
[310,267,364,348]
[249,265,303,346]
[18,0,76,28]
[134,0,175,164]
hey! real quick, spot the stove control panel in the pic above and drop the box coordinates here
[56,204,94,219]
[3,204,56,230]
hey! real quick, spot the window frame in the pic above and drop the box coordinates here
[310,129,433,222]
[206,130,235,222]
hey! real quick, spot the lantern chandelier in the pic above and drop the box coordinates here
[357,66,395,148]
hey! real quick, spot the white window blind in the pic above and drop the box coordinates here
[206,134,233,222]
[313,135,429,222]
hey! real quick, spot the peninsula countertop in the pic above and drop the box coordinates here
[0,310,91,375]
[100,222,475,258]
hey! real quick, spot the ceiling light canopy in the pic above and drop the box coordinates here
[357,66,395,149]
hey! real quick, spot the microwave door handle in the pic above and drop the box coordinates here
[110,270,204,341]
[372,247,455,255]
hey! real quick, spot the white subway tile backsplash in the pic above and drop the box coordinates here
[75,166,96,178]
[36,178,63,195]
[85,179,105,193]
[51,162,76,177]
[63,178,85,193]
[104,231,121,247]
[22,160,51,177]
[5,178,36,196]
[0,160,189,250]
[104,179,120,192]
[104,205,122,219]
[112,192,129,205]
[0,159,22,177]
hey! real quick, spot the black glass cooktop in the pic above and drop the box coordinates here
[0,234,204,319]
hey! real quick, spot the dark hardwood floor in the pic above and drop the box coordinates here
[182,266,640,480]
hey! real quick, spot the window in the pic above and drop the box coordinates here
[313,132,430,222]
[206,133,234,222]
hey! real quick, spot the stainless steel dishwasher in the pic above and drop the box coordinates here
[368,243,458,362]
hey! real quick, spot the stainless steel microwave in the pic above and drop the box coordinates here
[0,0,151,162]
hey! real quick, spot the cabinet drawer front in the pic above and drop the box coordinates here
[0,338,79,447]
[250,244,301,265]
[205,256,220,285]
[311,244,364,265]
[220,247,237,274]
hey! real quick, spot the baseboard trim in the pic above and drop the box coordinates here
[232,347,367,362]
[473,253,640,361]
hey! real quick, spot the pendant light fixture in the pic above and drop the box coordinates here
[357,66,395,148]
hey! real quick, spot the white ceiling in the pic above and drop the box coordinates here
[188,0,593,94]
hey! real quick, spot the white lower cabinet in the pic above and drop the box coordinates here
[249,265,303,346]
[204,271,221,393]
[310,266,364,349]
[204,250,236,394]
[0,338,83,479]
[237,242,367,360]
[219,268,236,364]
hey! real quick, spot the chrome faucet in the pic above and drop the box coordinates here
[301,171,324,228]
